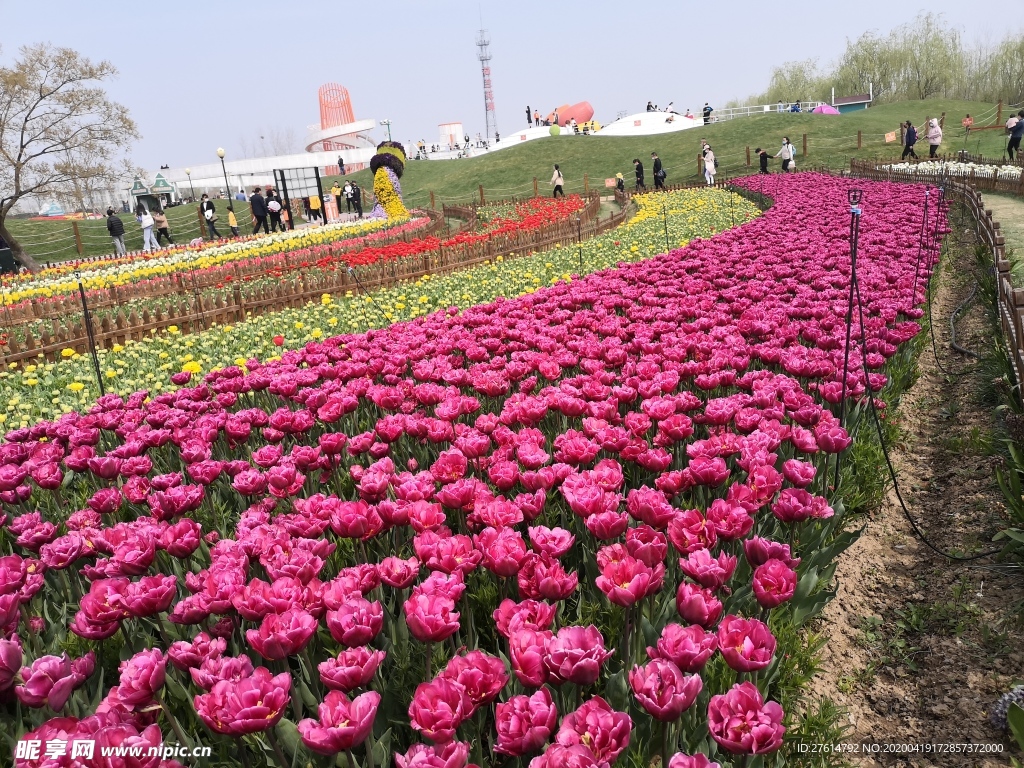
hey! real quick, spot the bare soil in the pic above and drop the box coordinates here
[813,211,1024,768]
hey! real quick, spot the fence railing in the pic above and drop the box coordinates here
[709,102,826,122]
[0,196,633,366]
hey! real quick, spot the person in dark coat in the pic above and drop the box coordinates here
[702,103,713,124]
[351,182,363,218]
[1008,110,1024,160]
[199,195,220,239]
[651,152,665,190]
[249,187,269,234]
[901,121,919,160]
[106,208,126,254]
[633,158,646,191]
[266,189,284,232]
[755,147,770,174]
[526,105,532,126]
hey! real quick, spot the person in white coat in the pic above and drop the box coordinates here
[135,204,156,252]
[926,118,943,158]
[704,148,717,185]
[551,164,565,198]
[775,137,794,172]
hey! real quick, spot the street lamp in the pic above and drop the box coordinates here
[380,119,392,142]
[216,148,231,201]
[184,168,195,201]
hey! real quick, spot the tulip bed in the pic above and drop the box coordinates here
[882,160,1023,181]
[0,189,756,426]
[0,174,944,768]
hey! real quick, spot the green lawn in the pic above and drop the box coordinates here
[9,98,1015,263]
[322,99,1014,208]
[5,200,255,263]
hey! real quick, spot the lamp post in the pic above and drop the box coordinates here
[184,168,195,201]
[380,119,392,142]
[216,148,231,201]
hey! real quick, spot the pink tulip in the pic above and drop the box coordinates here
[518,553,578,601]
[528,744,601,768]
[408,676,472,743]
[395,741,470,768]
[405,593,461,643]
[318,647,386,692]
[116,648,166,707]
[707,681,785,754]
[528,525,575,558]
[544,625,613,686]
[441,650,508,709]
[595,555,664,607]
[0,636,23,690]
[678,548,737,591]
[716,615,777,672]
[509,628,551,688]
[476,526,529,577]
[298,689,380,754]
[492,598,557,638]
[675,582,723,628]
[246,607,318,660]
[629,658,702,721]
[752,558,798,608]
[194,667,291,736]
[378,556,420,588]
[668,753,721,768]
[16,652,93,710]
[495,687,559,756]
[555,696,632,765]
[742,536,800,569]
[649,623,719,673]
[326,597,383,647]
[625,525,668,567]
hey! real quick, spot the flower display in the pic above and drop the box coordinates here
[369,141,410,221]
[0,174,944,767]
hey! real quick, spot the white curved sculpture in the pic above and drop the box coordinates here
[599,112,704,136]
[304,119,379,155]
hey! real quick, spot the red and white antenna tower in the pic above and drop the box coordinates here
[476,29,497,141]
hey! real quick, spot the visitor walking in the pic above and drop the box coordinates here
[235,188,246,201]
[344,181,354,212]
[553,110,559,127]
[1008,111,1024,160]
[703,148,717,185]
[351,183,363,218]
[962,114,973,137]
[551,164,565,198]
[526,105,532,126]
[702,103,713,124]
[331,182,343,215]
[926,118,943,158]
[651,152,665,190]
[775,137,794,172]
[901,121,918,160]
[777,100,784,113]
[106,208,126,255]
[533,109,540,127]
[338,157,346,175]
[249,187,269,234]
[633,158,646,191]
[309,194,323,223]
[227,205,240,237]
[135,204,156,252]
[200,194,220,239]
[266,190,284,232]
[755,147,770,174]
[151,207,173,246]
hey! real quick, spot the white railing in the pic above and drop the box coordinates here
[705,102,827,122]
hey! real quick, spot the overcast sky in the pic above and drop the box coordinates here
[2,1,1020,170]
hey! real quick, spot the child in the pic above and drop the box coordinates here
[755,147,770,174]
[227,205,240,238]
[615,172,625,193]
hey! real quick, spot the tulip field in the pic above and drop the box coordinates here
[0,173,946,768]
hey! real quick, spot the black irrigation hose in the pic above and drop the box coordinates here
[949,281,980,358]
[849,227,999,562]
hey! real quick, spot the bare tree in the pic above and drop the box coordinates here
[0,43,138,270]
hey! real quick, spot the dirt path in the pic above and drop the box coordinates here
[813,209,1024,767]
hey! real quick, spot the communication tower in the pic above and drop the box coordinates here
[476,30,497,141]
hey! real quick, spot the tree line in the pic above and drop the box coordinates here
[731,13,1024,108]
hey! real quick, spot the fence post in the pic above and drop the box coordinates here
[802,134,807,157]
[429,191,436,209]
[72,221,83,256]
[584,173,589,193]
[745,146,751,166]
[997,100,1003,127]
[857,131,862,150]
[697,153,702,175]
[533,177,539,197]
[197,207,206,237]
[939,112,945,129]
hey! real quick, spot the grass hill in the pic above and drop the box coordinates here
[324,99,1015,208]
[6,99,1015,263]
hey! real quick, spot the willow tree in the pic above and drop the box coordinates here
[0,44,138,271]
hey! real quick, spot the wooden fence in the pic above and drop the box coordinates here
[847,162,1022,386]
[0,196,632,366]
